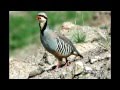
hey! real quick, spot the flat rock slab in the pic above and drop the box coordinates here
[9,58,38,79]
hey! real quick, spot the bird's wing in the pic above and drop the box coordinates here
[55,32,79,53]
[56,32,83,56]
[55,32,75,47]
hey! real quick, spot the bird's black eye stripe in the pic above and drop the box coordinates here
[38,15,47,19]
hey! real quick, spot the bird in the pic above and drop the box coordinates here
[36,12,83,68]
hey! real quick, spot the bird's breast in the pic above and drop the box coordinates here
[40,33,57,53]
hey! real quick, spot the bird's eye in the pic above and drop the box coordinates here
[36,16,41,20]
[38,16,41,19]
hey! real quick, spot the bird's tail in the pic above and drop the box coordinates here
[78,53,83,59]
[75,49,83,59]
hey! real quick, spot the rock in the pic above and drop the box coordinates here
[10,57,14,61]
[74,61,84,75]
[39,71,60,79]
[62,22,75,30]
[90,51,111,64]
[79,73,98,79]
[90,56,101,63]
[9,59,38,79]
[47,53,56,65]
[44,65,56,71]
[85,66,92,71]
[106,71,111,79]
[90,58,98,64]
[62,66,74,79]
[28,66,44,78]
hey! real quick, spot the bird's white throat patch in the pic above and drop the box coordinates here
[40,22,46,30]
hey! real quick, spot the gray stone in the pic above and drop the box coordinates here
[74,61,84,75]
[9,59,38,79]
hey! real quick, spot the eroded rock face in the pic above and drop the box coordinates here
[10,24,111,79]
[9,58,38,79]
[74,61,84,75]
[10,43,111,79]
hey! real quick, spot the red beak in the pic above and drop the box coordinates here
[36,15,41,20]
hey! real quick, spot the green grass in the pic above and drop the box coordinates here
[9,11,93,52]
[71,30,86,43]
[9,11,39,50]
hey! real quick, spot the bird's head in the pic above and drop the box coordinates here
[36,12,48,23]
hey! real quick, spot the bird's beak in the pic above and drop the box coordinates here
[36,15,41,20]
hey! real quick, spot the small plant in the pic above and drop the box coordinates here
[95,29,111,51]
[99,25,108,30]
[98,35,111,51]
[71,30,86,43]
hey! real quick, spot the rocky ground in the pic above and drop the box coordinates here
[9,11,111,79]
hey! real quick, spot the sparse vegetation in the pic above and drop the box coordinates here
[98,34,111,51]
[95,29,111,51]
[71,30,86,43]
[100,25,108,30]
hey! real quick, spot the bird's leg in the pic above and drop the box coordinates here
[65,58,71,66]
[56,60,63,68]
[51,58,63,71]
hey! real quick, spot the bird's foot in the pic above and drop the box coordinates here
[51,63,64,71]
[50,64,60,70]
[56,63,65,69]
[64,61,71,67]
